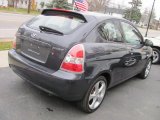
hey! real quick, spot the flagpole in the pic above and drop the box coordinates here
[72,0,79,11]
[72,0,75,10]
[74,2,79,11]
[145,0,156,37]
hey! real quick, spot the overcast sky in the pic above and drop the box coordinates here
[69,0,160,19]
[112,0,160,19]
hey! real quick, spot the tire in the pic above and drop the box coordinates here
[152,48,160,64]
[78,76,107,113]
[138,59,152,79]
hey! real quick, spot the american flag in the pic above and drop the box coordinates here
[74,0,88,11]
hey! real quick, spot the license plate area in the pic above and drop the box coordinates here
[21,39,51,63]
[28,43,40,55]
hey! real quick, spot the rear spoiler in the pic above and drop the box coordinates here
[41,9,87,22]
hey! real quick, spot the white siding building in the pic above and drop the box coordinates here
[0,0,8,7]
[7,0,52,9]
[7,0,71,10]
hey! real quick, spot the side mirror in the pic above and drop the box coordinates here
[144,39,153,47]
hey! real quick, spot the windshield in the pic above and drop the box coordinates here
[27,15,86,34]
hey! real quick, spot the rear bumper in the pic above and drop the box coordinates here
[8,49,89,101]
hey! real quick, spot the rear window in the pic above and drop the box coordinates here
[27,15,86,34]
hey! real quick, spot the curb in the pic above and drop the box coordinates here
[0,50,9,68]
[0,39,14,51]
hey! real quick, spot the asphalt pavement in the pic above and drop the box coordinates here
[0,65,160,120]
[0,12,34,38]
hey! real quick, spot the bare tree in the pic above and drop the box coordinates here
[140,8,149,24]
[28,0,31,13]
[87,0,111,11]
[140,8,156,25]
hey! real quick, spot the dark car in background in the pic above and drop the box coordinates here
[8,9,153,113]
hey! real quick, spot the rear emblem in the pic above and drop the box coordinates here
[31,33,37,38]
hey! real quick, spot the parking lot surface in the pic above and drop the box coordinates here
[0,65,160,120]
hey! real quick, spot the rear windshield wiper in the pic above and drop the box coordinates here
[39,26,63,35]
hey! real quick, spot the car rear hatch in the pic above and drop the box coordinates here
[15,9,88,71]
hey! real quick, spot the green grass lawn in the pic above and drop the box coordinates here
[0,7,40,15]
[0,40,13,51]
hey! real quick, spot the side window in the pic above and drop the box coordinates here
[121,22,142,45]
[98,21,123,42]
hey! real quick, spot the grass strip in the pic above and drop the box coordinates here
[0,40,13,51]
[0,7,40,15]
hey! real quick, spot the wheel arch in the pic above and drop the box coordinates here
[95,71,111,88]
[152,46,160,50]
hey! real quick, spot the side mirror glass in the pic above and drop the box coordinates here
[144,39,153,47]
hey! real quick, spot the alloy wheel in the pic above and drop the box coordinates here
[145,60,151,77]
[88,80,106,110]
[152,50,159,63]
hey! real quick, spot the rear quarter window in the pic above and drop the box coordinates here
[27,15,86,34]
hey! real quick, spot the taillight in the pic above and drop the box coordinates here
[13,34,17,49]
[13,40,16,49]
[60,44,85,73]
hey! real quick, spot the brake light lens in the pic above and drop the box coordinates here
[13,40,16,49]
[13,33,18,49]
[52,8,70,12]
[60,44,85,73]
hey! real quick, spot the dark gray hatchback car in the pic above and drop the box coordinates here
[8,9,153,113]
